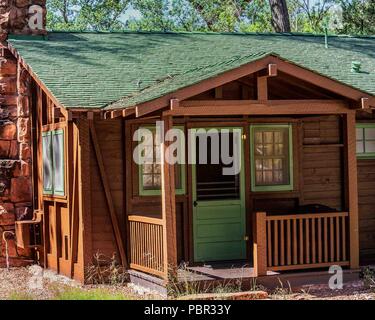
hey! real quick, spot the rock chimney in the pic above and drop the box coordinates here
[0,1,46,264]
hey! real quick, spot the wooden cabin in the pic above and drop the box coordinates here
[4,32,375,289]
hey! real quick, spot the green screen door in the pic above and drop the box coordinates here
[192,128,246,262]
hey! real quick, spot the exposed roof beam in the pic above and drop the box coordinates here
[103,107,136,119]
[165,99,350,116]
[133,56,374,117]
[269,56,375,107]
[134,56,274,117]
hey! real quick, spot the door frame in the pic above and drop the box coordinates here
[190,126,247,263]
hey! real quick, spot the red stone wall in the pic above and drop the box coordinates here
[0,1,47,39]
[0,48,32,259]
[0,1,46,261]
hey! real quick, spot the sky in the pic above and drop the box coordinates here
[121,5,142,22]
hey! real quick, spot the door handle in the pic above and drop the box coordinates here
[193,201,198,207]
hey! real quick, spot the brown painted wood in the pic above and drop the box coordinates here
[160,115,178,279]
[343,112,360,269]
[263,212,349,272]
[254,212,267,276]
[257,75,268,100]
[89,121,128,268]
[77,118,92,279]
[69,122,80,277]
[268,56,375,106]
[165,100,350,116]
[134,56,274,117]
[120,55,374,117]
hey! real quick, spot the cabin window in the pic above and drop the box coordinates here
[42,129,65,196]
[137,126,185,196]
[356,124,375,159]
[250,124,293,192]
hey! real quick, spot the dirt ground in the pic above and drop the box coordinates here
[0,265,374,300]
[0,265,159,300]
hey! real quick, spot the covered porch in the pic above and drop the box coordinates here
[124,103,359,284]
[112,58,367,287]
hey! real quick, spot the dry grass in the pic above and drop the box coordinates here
[85,252,128,285]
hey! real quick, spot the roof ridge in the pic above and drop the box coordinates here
[45,29,375,39]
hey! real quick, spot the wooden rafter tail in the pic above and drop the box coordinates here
[268,63,278,77]
[87,111,94,120]
[103,108,136,119]
[89,121,128,268]
[258,63,278,78]
[170,98,179,110]
[361,97,369,109]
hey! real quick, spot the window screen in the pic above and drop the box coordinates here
[138,126,185,195]
[356,124,375,158]
[251,125,293,192]
[42,132,53,194]
[42,129,65,196]
[52,130,65,195]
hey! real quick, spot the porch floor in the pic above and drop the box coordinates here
[179,263,277,282]
[129,264,361,296]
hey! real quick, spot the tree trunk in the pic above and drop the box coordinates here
[268,0,291,32]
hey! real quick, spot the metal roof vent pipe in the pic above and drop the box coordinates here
[324,26,329,49]
[351,61,361,73]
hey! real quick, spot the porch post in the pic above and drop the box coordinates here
[343,111,359,269]
[160,114,178,280]
[253,212,267,276]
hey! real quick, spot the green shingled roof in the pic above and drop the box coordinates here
[7,31,375,110]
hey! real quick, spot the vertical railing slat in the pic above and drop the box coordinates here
[293,219,297,265]
[324,217,328,263]
[318,218,322,263]
[299,218,304,264]
[287,219,291,265]
[330,217,334,262]
[342,216,347,261]
[274,220,279,267]
[280,220,285,266]
[267,220,272,267]
[305,218,310,264]
[336,216,341,261]
[312,217,316,264]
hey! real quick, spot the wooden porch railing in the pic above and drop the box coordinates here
[128,215,165,278]
[254,211,350,275]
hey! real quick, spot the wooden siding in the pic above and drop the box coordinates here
[90,118,125,260]
[301,116,343,211]
[358,159,375,263]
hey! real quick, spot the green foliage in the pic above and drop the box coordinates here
[339,0,375,35]
[288,0,337,33]
[7,291,34,300]
[45,0,375,35]
[47,0,130,31]
[53,287,131,300]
